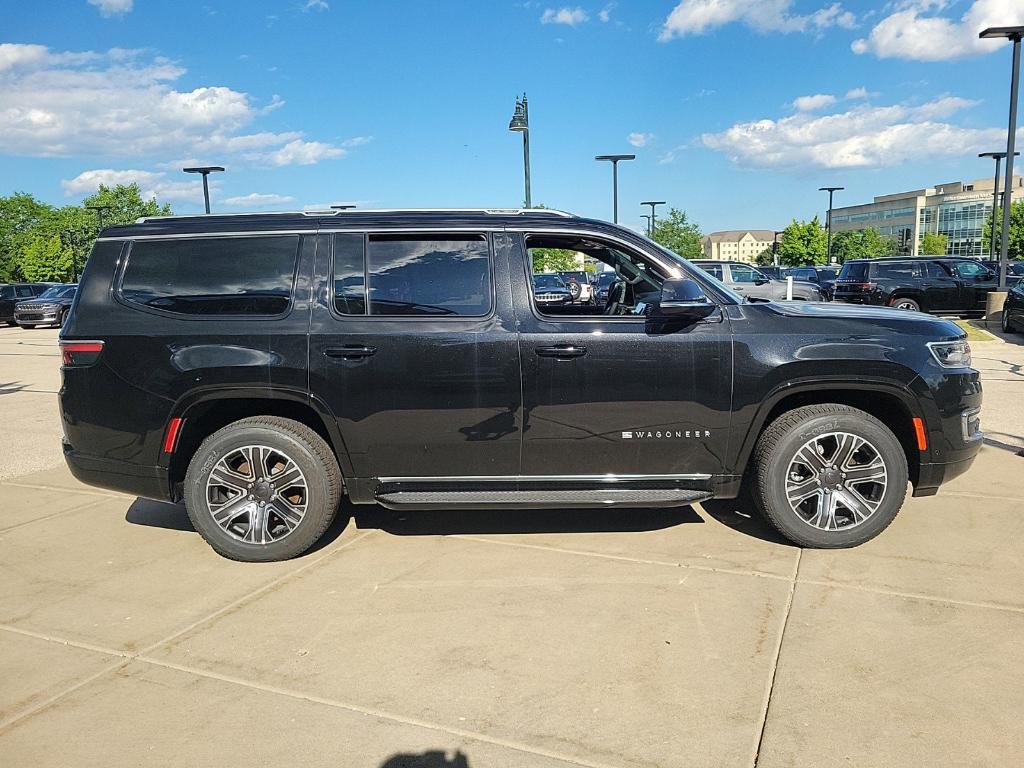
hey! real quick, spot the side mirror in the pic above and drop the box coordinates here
[657,278,715,317]
[754,279,769,286]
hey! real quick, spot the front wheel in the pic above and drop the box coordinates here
[1002,309,1018,334]
[184,416,342,561]
[752,404,908,548]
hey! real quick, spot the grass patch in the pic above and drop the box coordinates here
[954,319,998,343]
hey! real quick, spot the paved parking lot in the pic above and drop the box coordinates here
[1,323,1022,767]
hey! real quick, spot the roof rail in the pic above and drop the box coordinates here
[136,207,574,224]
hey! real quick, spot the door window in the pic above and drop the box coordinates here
[525,234,667,317]
[15,286,35,297]
[953,261,991,279]
[730,264,766,283]
[926,262,952,279]
[332,233,492,317]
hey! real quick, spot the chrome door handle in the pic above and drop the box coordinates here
[324,345,377,360]
[535,345,587,359]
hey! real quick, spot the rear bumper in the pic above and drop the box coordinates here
[64,444,171,501]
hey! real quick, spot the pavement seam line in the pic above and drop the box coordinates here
[135,655,621,768]
[0,623,127,659]
[797,578,1024,615]
[0,495,110,534]
[138,528,378,656]
[751,548,801,768]
[0,481,130,499]
[450,534,791,582]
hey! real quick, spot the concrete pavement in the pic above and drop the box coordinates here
[1,325,1022,767]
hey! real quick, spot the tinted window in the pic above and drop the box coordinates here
[817,269,838,281]
[122,236,298,315]
[791,268,816,281]
[332,234,366,316]
[954,261,991,278]
[697,264,723,280]
[872,262,917,280]
[37,285,76,299]
[838,262,868,281]
[15,286,34,297]
[730,264,764,283]
[0,286,12,299]
[927,262,952,279]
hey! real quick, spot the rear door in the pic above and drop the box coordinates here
[950,260,997,312]
[308,230,522,482]
[920,261,959,312]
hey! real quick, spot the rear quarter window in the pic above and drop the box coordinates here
[872,262,917,280]
[838,262,868,281]
[121,235,299,316]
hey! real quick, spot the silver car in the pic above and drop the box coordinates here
[691,260,822,301]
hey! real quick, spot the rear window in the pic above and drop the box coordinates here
[332,233,492,317]
[838,262,869,281]
[122,236,299,316]
[695,263,723,280]
[872,262,917,280]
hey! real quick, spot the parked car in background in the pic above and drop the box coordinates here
[787,266,839,300]
[757,266,784,280]
[1001,281,1024,333]
[979,260,1024,286]
[834,257,997,316]
[691,260,823,301]
[592,270,617,305]
[532,274,573,306]
[0,283,53,325]
[15,283,78,328]
[557,270,594,303]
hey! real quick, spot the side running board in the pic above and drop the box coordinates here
[374,488,711,511]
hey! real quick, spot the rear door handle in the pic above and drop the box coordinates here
[324,345,377,360]
[535,345,587,359]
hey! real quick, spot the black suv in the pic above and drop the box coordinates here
[60,209,981,561]
[1,283,53,325]
[787,266,839,300]
[15,283,77,328]
[834,257,997,315]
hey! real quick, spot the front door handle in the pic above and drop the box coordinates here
[324,345,377,360]
[535,345,587,359]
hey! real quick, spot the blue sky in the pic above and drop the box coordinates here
[2,0,1023,234]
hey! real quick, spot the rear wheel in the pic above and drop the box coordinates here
[183,416,342,561]
[891,297,920,312]
[1003,309,1018,334]
[752,404,908,548]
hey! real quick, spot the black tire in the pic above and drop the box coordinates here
[891,297,920,312]
[4,320,16,327]
[57,310,68,328]
[1002,309,1018,334]
[183,416,342,561]
[752,404,908,548]
[20,324,35,329]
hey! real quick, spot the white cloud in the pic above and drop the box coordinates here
[845,86,869,100]
[852,0,1024,61]
[659,0,855,40]
[701,96,1003,170]
[341,135,374,148]
[265,139,346,166]
[627,132,655,147]
[541,7,589,26]
[222,192,296,207]
[60,168,207,202]
[0,43,354,167]
[599,3,615,22]
[793,93,837,111]
[88,0,133,17]
[303,0,329,11]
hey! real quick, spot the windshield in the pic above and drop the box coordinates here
[37,285,76,299]
[533,274,566,290]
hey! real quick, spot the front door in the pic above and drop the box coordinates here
[504,231,733,479]
[950,259,998,312]
[921,261,959,312]
[309,231,522,482]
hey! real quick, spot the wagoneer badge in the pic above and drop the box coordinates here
[622,430,712,439]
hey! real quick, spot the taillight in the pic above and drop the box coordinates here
[60,340,104,367]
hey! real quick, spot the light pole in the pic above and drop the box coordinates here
[641,200,666,237]
[594,154,635,223]
[980,26,1024,291]
[640,214,652,236]
[979,151,1019,261]
[182,166,225,214]
[508,94,531,208]
[819,186,844,264]
[85,204,112,231]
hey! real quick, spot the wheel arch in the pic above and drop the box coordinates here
[887,290,925,310]
[734,383,923,492]
[166,389,353,500]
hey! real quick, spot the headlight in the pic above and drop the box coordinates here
[927,340,972,368]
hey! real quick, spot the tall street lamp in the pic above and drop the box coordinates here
[819,186,844,263]
[979,151,1019,261]
[183,166,225,214]
[508,94,531,208]
[641,200,666,237]
[980,26,1024,291]
[640,214,652,236]
[595,154,635,223]
[773,230,785,267]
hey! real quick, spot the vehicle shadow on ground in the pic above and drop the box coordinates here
[0,381,25,396]
[126,495,792,551]
[379,751,469,768]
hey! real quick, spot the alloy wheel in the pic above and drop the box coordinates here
[204,444,308,544]
[785,431,888,531]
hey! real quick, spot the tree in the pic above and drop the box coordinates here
[831,228,897,263]
[82,183,172,227]
[920,232,948,256]
[20,234,74,282]
[777,217,827,266]
[531,247,580,273]
[983,199,1024,260]
[755,247,775,266]
[651,208,702,260]
[0,193,55,281]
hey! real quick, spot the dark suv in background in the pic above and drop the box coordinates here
[60,209,980,561]
[787,266,839,300]
[1,283,53,325]
[15,283,77,328]
[834,257,997,315]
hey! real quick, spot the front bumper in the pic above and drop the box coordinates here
[15,310,59,325]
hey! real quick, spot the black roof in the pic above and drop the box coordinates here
[97,208,623,239]
[842,255,976,263]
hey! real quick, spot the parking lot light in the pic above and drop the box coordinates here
[182,166,225,214]
[508,95,531,208]
[595,154,635,223]
[819,187,844,264]
[641,201,666,237]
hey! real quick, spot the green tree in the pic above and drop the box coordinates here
[755,246,775,266]
[20,234,74,282]
[82,183,172,227]
[777,217,828,266]
[920,232,948,256]
[531,247,580,273]
[983,199,1024,260]
[0,193,56,281]
[651,208,702,260]
[831,228,898,262]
